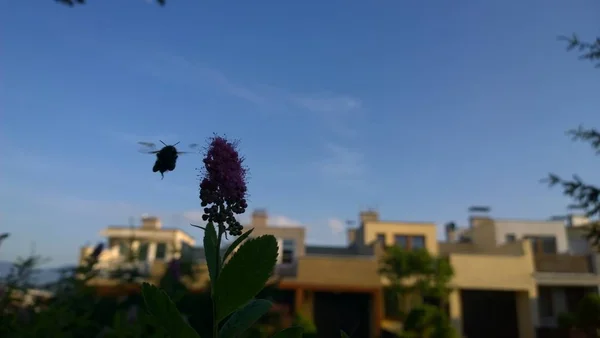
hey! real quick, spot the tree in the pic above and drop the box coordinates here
[559,35,600,67]
[379,247,457,337]
[557,293,600,337]
[544,34,599,248]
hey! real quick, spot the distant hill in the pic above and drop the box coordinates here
[0,260,71,287]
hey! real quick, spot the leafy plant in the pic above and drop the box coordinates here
[379,247,454,315]
[379,247,457,337]
[557,293,600,337]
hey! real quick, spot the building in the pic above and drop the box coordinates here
[443,212,600,338]
[80,210,600,338]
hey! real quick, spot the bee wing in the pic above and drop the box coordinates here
[178,143,200,155]
[138,141,160,154]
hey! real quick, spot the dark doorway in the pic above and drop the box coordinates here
[461,290,519,338]
[313,291,371,338]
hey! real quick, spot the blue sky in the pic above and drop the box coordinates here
[1,0,598,267]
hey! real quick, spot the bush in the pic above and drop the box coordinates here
[400,305,458,338]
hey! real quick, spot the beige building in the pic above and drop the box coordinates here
[80,210,600,338]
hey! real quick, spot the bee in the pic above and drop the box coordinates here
[138,141,198,179]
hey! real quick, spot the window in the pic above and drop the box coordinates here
[411,236,425,250]
[181,242,194,260]
[394,235,408,248]
[282,239,295,264]
[376,233,386,246]
[541,237,557,254]
[155,242,167,260]
[394,235,426,250]
[137,242,149,261]
[526,236,558,254]
[538,287,554,317]
[505,234,517,243]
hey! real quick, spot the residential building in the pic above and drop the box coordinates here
[444,212,600,338]
[80,210,600,338]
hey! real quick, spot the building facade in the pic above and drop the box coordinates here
[80,211,600,338]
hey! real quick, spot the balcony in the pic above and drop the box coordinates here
[534,254,593,274]
[274,262,298,278]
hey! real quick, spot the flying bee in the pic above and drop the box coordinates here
[138,141,199,179]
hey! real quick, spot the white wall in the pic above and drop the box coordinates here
[494,220,569,253]
[569,237,591,255]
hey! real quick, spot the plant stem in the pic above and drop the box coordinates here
[212,222,224,338]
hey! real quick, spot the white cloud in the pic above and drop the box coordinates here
[328,218,345,234]
[320,143,366,178]
[183,210,205,224]
[294,96,362,114]
[123,50,363,128]
[133,52,267,105]
[269,215,301,227]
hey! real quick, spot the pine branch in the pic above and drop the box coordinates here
[559,34,600,67]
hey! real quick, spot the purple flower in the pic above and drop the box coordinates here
[167,259,181,280]
[198,135,248,236]
[91,243,104,259]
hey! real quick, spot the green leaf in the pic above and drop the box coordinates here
[341,330,350,338]
[203,222,219,292]
[141,283,201,338]
[219,299,273,338]
[214,235,278,323]
[271,327,304,338]
[222,227,255,264]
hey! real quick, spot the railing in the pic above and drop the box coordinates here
[534,254,593,273]
[274,262,298,277]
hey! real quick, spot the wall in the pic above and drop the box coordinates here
[362,221,438,254]
[449,241,535,291]
[250,226,306,257]
[468,219,497,249]
[494,219,568,253]
[567,227,592,254]
[295,255,380,287]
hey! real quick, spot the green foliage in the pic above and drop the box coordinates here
[557,312,577,329]
[293,313,317,334]
[271,327,304,338]
[400,305,458,338]
[203,222,219,292]
[545,126,600,247]
[379,247,454,314]
[556,293,600,337]
[213,235,278,323]
[141,283,200,338]
[560,34,600,67]
[340,330,350,338]
[222,228,255,264]
[379,247,457,338]
[546,35,599,248]
[219,299,272,338]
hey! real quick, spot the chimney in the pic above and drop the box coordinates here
[568,215,590,228]
[468,205,492,228]
[359,210,379,224]
[141,216,162,230]
[347,228,357,245]
[445,222,457,242]
[252,209,268,227]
